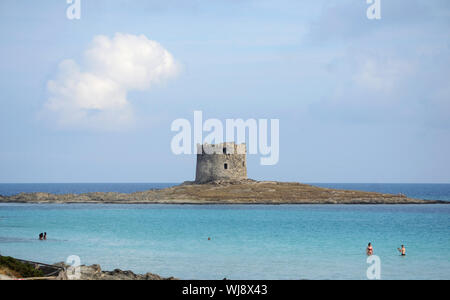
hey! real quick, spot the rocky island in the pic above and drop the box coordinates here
[0,179,445,204]
[0,143,446,205]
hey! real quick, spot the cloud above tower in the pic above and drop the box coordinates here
[44,33,180,130]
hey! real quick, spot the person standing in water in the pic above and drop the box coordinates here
[39,233,43,240]
[366,243,374,256]
[43,232,47,240]
[398,245,406,256]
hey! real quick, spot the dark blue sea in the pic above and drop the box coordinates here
[0,183,177,196]
[312,183,450,202]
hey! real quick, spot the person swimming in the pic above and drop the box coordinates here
[39,233,43,240]
[366,243,373,256]
[43,232,47,240]
[398,245,406,256]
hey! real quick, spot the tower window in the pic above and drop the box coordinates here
[224,163,228,170]
[223,147,227,154]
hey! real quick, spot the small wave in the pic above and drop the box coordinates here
[0,236,68,243]
[0,236,34,243]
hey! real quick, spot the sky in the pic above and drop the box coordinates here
[0,0,449,183]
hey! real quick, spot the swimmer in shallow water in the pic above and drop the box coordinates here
[366,243,373,256]
[398,245,406,256]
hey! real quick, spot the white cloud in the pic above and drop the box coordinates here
[352,57,413,92]
[44,33,179,130]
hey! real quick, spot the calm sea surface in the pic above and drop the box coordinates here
[0,183,449,279]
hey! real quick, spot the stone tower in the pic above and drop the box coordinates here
[195,142,247,183]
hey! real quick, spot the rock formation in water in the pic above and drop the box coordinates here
[0,180,444,204]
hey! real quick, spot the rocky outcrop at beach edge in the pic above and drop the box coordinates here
[53,263,177,280]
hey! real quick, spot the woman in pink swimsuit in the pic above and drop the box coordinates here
[367,243,373,256]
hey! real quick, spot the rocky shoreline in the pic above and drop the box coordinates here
[0,180,446,204]
[53,263,177,280]
[0,258,176,280]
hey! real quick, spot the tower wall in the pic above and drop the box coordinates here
[195,143,247,183]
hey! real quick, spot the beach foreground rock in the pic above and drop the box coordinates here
[52,263,176,280]
[0,256,175,280]
[0,180,445,204]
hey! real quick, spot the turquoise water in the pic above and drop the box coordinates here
[0,203,449,280]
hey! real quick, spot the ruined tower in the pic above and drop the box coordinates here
[195,142,247,183]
